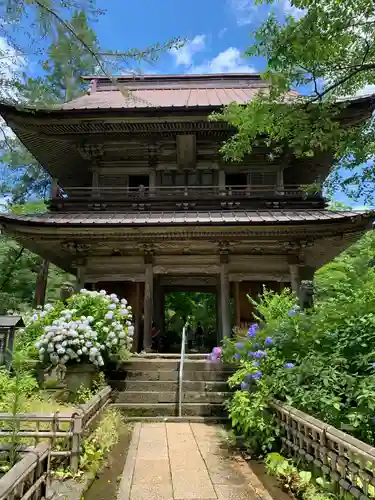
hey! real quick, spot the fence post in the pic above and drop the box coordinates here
[70,412,83,473]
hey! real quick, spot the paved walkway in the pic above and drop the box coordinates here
[117,422,272,500]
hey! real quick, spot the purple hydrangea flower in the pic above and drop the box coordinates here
[253,343,259,349]
[253,361,260,367]
[234,353,241,361]
[240,381,249,391]
[265,337,273,346]
[253,350,267,360]
[235,342,244,350]
[246,371,262,381]
[247,324,259,337]
[285,363,294,369]
[247,351,254,358]
[288,308,297,317]
[207,346,222,363]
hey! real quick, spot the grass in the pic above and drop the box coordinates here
[79,408,126,479]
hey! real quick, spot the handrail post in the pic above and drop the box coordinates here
[70,412,83,473]
[178,319,189,418]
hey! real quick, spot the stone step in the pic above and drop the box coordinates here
[113,402,226,417]
[118,358,227,371]
[116,415,229,423]
[113,390,230,404]
[109,379,229,392]
[133,353,210,360]
[108,369,232,382]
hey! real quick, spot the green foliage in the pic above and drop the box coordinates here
[223,229,375,454]
[164,292,218,348]
[0,367,39,409]
[214,0,375,202]
[265,453,341,500]
[79,408,126,478]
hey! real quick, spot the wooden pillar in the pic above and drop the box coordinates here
[75,265,86,293]
[153,276,164,341]
[149,170,156,195]
[289,264,300,294]
[289,264,315,295]
[132,282,141,353]
[218,170,226,195]
[234,281,241,328]
[219,252,231,340]
[143,253,153,351]
[51,178,59,199]
[34,260,49,308]
[216,279,222,343]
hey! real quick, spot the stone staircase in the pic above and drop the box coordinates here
[107,354,232,421]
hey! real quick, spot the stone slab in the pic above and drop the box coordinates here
[118,422,272,500]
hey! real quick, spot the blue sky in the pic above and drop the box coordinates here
[94,0,278,75]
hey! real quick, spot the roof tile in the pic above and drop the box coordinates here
[0,210,371,227]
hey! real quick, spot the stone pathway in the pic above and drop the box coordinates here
[117,422,272,500]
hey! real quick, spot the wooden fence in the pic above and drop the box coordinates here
[0,443,50,500]
[271,401,375,499]
[0,386,112,472]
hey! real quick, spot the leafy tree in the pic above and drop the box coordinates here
[0,200,73,313]
[0,9,100,202]
[214,0,375,203]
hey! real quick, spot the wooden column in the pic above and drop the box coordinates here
[75,265,86,292]
[153,276,164,337]
[289,264,315,295]
[216,279,222,343]
[219,252,231,340]
[143,253,153,351]
[51,178,59,199]
[133,282,142,353]
[234,281,241,328]
[218,170,226,195]
[149,170,156,195]
[289,264,300,294]
[34,260,49,308]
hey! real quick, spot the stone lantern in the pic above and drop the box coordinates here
[0,315,25,366]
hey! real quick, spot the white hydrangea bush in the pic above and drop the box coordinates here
[31,289,134,369]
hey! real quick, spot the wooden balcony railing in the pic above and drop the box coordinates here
[54,184,321,201]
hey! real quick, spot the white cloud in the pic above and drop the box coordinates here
[280,0,306,19]
[189,47,256,74]
[229,0,257,25]
[0,36,26,103]
[229,0,305,25]
[169,35,206,67]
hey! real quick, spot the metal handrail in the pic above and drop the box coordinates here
[178,318,189,418]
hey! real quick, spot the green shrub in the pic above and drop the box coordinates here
[219,260,375,452]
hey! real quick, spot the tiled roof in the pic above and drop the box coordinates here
[62,87,260,110]
[0,210,370,227]
[61,73,281,111]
